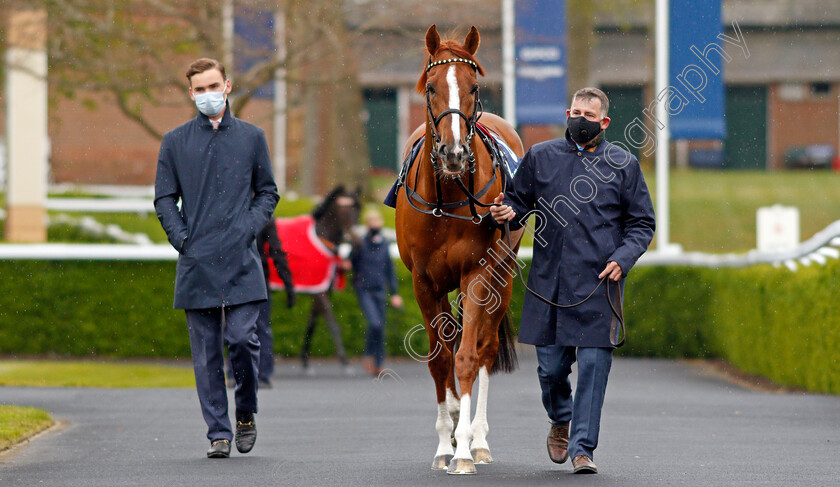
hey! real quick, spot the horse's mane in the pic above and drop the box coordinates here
[415,40,485,94]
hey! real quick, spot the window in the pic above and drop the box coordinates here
[811,82,831,97]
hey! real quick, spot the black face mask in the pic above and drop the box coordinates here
[567,116,602,145]
[369,228,381,237]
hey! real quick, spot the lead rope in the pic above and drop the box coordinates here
[499,220,626,347]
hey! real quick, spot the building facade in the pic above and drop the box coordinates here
[1,0,838,191]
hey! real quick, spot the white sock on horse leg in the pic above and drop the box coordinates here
[470,366,490,452]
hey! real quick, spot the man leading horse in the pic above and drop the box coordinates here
[491,87,655,474]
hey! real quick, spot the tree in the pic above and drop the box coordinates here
[566,0,654,93]
[2,0,374,193]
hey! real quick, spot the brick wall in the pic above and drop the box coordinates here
[768,83,839,170]
[47,92,277,186]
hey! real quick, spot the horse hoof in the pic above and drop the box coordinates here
[431,455,453,470]
[447,457,477,475]
[471,448,494,464]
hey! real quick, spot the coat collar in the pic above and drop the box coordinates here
[196,101,233,130]
[564,128,605,152]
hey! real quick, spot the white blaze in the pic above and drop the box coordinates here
[446,65,461,147]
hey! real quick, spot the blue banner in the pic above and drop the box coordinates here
[235,9,275,99]
[668,0,725,139]
[515,0,566,125]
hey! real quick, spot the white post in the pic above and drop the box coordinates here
[397,87,410,171]
[5,10,48,242]
[222,0,235,110]
[502,0,516,126]
[655,0,671,250]
[273,8,287,193]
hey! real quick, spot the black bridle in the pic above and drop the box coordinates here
[402,56,500,224]
[403,58,625,347]
[424,57,483,167]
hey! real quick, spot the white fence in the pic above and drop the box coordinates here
[3,194,840,271]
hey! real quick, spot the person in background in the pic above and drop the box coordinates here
[349,209,403,375]
[228,218,296,389]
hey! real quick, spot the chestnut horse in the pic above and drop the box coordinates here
[395,25,525,474]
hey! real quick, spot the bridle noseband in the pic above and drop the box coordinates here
[424,57,484,172]
[404,58,626,347]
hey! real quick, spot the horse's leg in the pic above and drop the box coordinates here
[469,261,516,465]
[448,285,485,474]
[316,292,349,366]
[412,274,456,470]
[439,295,461,445]
[471,307,508,465]
[300,295,319,369]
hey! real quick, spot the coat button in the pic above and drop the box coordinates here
[577,152,582,156]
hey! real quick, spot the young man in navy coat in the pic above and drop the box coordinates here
[491,87,655,474]
[155,58,279,458]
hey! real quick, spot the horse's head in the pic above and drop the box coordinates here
[312,185,362,245]
[416,24,485,176]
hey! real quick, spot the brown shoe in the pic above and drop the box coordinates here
[572,455,598,474]
[546,422,570,464]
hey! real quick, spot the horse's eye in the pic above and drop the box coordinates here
[426,83,435,95]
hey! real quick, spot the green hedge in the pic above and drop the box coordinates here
[1,258,837,394]
[622,259,840,394]
[0,261,429,360]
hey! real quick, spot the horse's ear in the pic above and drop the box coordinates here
[464,26,480,56]
[425,24,440,54]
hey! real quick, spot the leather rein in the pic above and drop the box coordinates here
[401,56,500,224]
[402,57,625,347]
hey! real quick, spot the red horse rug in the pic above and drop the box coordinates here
[268,215,344,294]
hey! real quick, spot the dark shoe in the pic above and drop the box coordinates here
[235,411,257,453]
[572,455,598,474]
[206,439,230,458]
[546,422,570,464]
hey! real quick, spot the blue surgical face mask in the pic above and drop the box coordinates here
[194,89,227,117]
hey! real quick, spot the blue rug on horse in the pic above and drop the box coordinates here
[383,123,521,209]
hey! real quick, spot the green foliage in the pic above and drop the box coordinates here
[0,260,427,361]
[0,253,837,394]
[621,259,840,394]
[270,264,426,359]
[0,261,186,357]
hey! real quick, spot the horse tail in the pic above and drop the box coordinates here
[491,312,518,374]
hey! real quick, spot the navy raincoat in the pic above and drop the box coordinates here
[503,132,655,348]
[154,104,279,309]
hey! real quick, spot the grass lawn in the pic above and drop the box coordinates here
[0,360,195,388]
[3,169,839,251]
[652,169,840,252]
[0,405,53,452]
[492,168,840,252]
